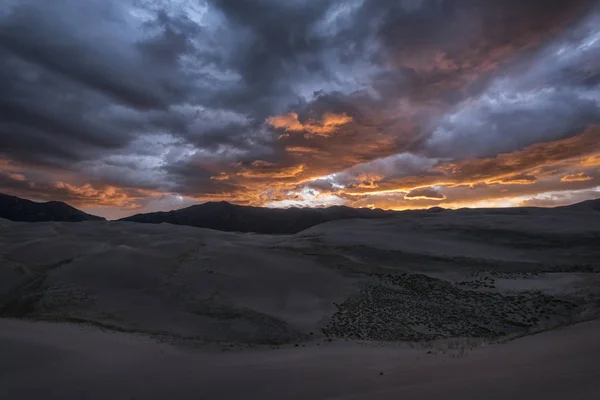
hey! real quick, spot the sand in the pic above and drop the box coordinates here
[1,318,599,399]
[1,207,599,398]
[1,208,599,343]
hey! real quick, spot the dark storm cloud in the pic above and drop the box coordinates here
[0,0,189,168]
[0,0,598,214]
[250,0,596,178]
[0,1,194,109]
[321,3,600,189]
[342,0,592,100]
[205,0,332,113]
[426,87,600,160]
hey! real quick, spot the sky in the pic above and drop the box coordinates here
[1,0,600,219]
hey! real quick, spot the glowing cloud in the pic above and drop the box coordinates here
[495,174,538,185]
[561,172,593,182]
[581,155,600,168]
[405,187,447,200]
[2,172,26,181]
[267,112,353,137]
[237,164,305,179]
[285,146,321,154]
[210,173,229,181]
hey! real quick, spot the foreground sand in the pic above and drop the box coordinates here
[1,318,599,400]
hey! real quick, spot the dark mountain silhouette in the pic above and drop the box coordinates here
[2,192,597,232]
[0,193,105,222]
[119,201,397,234]
[558,198,600,211]
[120,198,600,234]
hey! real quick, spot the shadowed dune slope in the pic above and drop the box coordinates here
[1,318,599,400]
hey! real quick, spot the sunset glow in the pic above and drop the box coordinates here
[1,0,599,219]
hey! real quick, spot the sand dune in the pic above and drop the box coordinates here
[1,318,599,399]
[1,207,600,398]
[1,206,599,344]
[299,206,600,264]
[0,221,361,344]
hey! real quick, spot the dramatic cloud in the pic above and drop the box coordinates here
[405,187,447,201]
[496,174,538,185]
[0,0,599,217]
[267,112,353,137]
[519,187,600,207]
[562,172,594,182]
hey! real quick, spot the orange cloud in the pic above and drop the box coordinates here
[267,112,352,137]
[3,121,597,219]
[285,146,321,154]
[494,174,537,185]
[404,186,446,200]
[561,172,593,182]
[314,128,600,211]
[210,173,229,181]
[2,172,26,181]
[237,164,305,179]
[38,182,165,210]
[251,160,276,167]
[267,112,303,131]
[428,127,600,188]
[581,155,600,168]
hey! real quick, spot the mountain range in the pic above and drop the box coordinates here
[0,193,105,222]
[2,192,599,234]
[119,201,396,234]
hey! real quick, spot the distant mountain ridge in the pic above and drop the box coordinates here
[0,193,105,222]
[120,198,600,234]
[119,201,398,234]
[558,198,600,211]
[1,192,598,233]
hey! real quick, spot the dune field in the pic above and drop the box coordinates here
[1,203,599,398]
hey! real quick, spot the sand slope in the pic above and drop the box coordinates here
[0,221,361,344]
[1,318,599,400]
[1,206,599,344]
